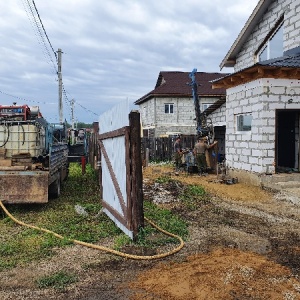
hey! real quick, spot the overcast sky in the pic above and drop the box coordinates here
[0,0,259,124]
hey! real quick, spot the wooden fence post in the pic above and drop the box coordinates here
[129,111,144,240]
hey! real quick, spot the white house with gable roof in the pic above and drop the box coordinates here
[212,0,300,187]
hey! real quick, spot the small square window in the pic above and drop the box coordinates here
[237,114,252,131]
[165,103,174,114]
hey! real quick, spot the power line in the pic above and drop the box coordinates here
[20,1,97,122]
[31,0,57,60]
[62,84,72,121]
[22,0,57,74]
[22,1,72,119]
[0,90,49,105]
[62,87,98,117]
[76,102,98,117]
[0,88,98,121]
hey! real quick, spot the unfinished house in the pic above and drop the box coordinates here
[212,0,300,188]
[135,71,227,140]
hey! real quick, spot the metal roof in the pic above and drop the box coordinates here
[135,71,229,105]
[212,53,300,89]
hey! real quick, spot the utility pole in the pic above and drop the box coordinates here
[70,99,75,145]
[57,48,63,123]
[71,99,75,129]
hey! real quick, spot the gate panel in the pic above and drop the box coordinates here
[100,137,128,216]
[98,102,143,239]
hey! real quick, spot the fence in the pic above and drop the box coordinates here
[142,135,197,162]
[88,122,100,171]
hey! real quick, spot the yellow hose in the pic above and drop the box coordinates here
[0,200,184,260]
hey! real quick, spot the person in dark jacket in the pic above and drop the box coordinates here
[174,136,183,171]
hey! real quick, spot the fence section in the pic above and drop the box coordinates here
[142,135,197,162]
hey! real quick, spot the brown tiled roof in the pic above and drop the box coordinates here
[134,71,229,104]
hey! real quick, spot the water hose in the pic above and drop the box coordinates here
[0,200,184,260]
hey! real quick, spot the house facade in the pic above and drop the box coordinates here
[135,71,228,138]
[212,0,300,186]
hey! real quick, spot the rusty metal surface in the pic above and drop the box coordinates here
[0,171,49,203]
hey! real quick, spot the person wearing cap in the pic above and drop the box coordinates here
[174,136,183,171]
[193,137,217,175]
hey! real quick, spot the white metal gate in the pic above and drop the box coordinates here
[98,101,143,239]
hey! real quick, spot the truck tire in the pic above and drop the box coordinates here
[49,174,61,198]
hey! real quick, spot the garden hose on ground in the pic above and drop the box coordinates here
[0,200,184,260]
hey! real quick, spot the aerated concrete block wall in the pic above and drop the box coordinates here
[140,96,222,137]
[235,0,300,72]
[140,99,155,128]
[154,97,196,137]
[226,78,300,184]
[210,103,226,125]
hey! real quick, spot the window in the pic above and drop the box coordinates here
[237,114,252,131]
[257,22,283,62]
[165,103,174,114]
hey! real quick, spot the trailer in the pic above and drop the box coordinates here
[67,128,88,163]
[0,104,69,203]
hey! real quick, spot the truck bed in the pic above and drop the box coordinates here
[0,171,48,203]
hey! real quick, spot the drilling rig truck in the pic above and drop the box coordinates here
[0,103,69,204]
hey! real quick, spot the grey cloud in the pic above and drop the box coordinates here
[0,0,258,123]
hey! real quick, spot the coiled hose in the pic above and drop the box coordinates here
[0,200,184,260]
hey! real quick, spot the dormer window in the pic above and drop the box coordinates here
[257,20,283,62]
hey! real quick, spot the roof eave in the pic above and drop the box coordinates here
[220,0,273,70]
[135,93,226,105]
[212,64,300,89]
[204,97,226,116]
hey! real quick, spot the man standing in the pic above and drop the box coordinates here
[174,136,182,171]
[193,137,217,175]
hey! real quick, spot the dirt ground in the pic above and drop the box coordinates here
[1,165,300,300]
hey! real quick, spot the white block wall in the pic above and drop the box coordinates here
[235,0,300,72]
[210,103,226,125]
[139,96,222,137]
[226,78,300,175]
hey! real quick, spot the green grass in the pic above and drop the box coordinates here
[36,270,77,290]
[179,184,210,210]
[155,175,173,184]
[113,201,189,250]
[0,163,189,271]
[0,163,121,271]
